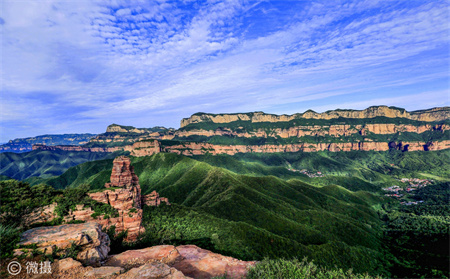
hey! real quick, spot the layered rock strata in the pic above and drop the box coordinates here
[33,139,450,157]
[17,223,110,266]
[181,106,450,127]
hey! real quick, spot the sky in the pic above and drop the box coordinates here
[1,0,449,142]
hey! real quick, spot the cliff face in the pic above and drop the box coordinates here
[83,156,169,241]
[33,139,450,157]
[162,140,450,155]
[31,106,450,155]
[174,123,449,139]
[180,106,449,127]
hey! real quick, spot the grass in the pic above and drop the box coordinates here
[247,258,382,279]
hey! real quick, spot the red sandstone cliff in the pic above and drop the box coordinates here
[180,106,450,127]
[33,139,450,157]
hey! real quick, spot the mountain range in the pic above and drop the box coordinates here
[1,106,449,278]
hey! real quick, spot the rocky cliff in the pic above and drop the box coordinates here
[33,139,450,157]
[68,156,169,241]
[180,106,449,127]
[174,123,449,139]
[31,106,450,155]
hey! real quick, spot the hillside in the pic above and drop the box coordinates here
[0,150,124,180]
[21,153,389,275]
[5,151,449,277]
[0,133,96,153]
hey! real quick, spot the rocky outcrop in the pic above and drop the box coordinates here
[65,156,169,241]
[23,202,58,226]
[18,223,110,266]
[58,257,83,271]
[142,190,170,206]
[173,245,256,279]
[180,106,449,127]
[104,244,255,279]
[84,266,125,277]
[116,262,191,279]
[105,245,182,269]
[62,204,145,242]
[107,124,148,134]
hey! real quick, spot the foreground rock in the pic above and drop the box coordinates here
[58,258,83,272]
[173,245,256,279]
[105,244,255,279]
[18,223,110,266]
[53,259,189,279]
[105,245,182,269]
[116,262,191,279]
[84,266,125,278]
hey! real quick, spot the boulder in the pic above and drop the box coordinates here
[84,266,124,277]
[57,258,83,272]
[105,245,182,269]
[173,245,256,279]
[117,262,191,279]
[18,223,110,266]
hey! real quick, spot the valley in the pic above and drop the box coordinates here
[0,106,449,278]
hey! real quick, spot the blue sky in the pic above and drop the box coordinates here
[1,0,449,142]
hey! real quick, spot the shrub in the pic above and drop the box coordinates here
[247,258,381,279]
[0,224,21,258]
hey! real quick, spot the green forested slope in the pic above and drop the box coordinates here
[20,151,450,276]
[0,150,123,180]
[26,153,388,275]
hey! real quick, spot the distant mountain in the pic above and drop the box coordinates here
[180,106,450,127]
[35,106,450,156]
[0,133,97,153]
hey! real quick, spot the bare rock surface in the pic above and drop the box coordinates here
[18,223,110,266]
[57,258,83,272]
[84,266,124,278]
[105,245,182,269]
[106,244,255,279]
[142,190,171,206]
[116,262,191,279]
[173,245,256,279]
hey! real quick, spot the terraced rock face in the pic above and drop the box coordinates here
[32,106,450,155]
[180,106,450,127]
